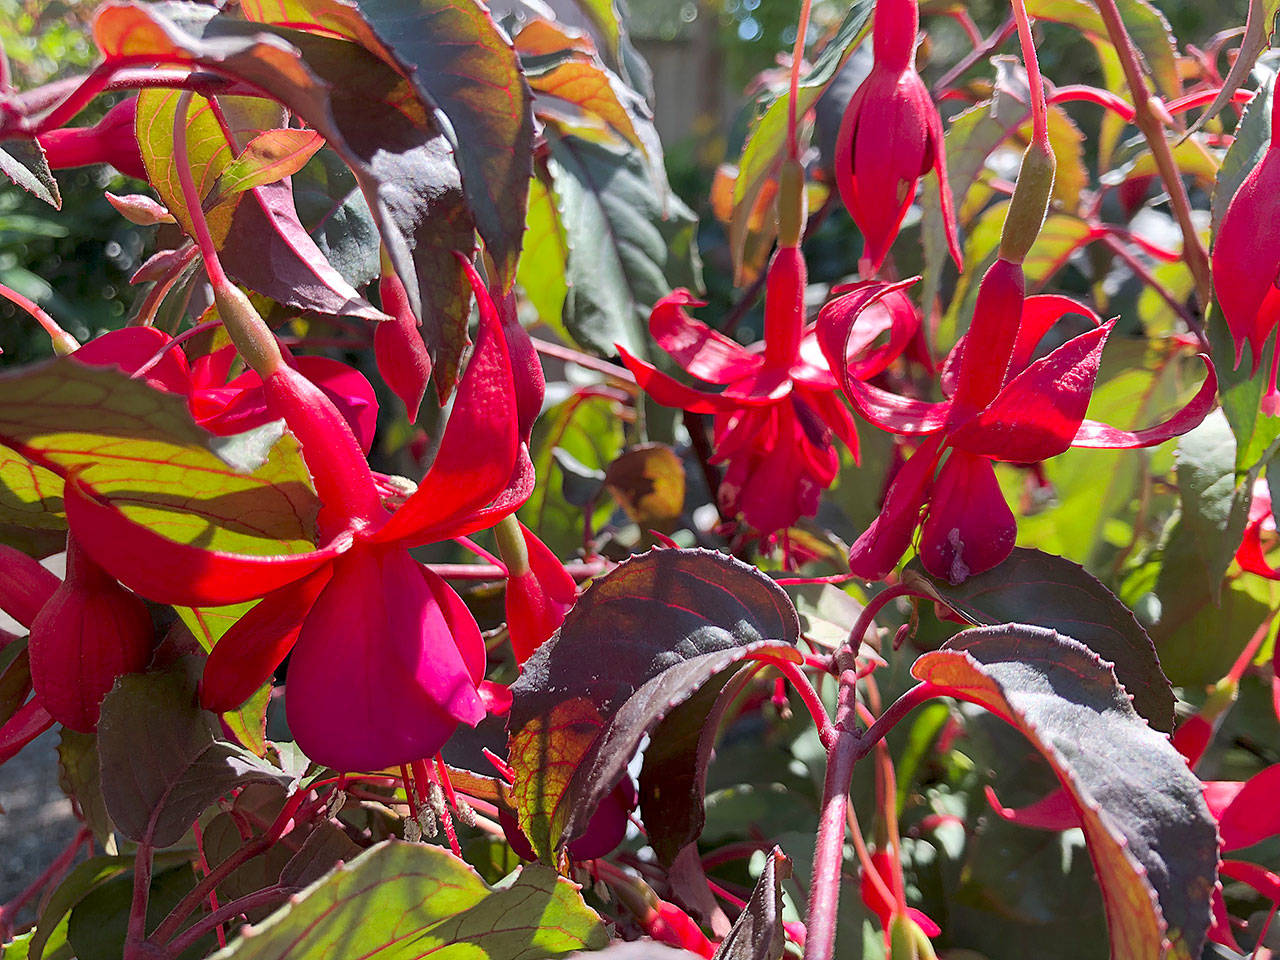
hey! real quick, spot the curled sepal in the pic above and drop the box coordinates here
[63,474,352,608]
[373,258,520,547]
[1070,355,1218,449]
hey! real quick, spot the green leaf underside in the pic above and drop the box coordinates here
[210,843,608,959]
[913,625,1217,960]
[0,359,319,555]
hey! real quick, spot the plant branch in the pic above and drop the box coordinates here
[1093,0,1213,309]
[124,842,154,959]
[802,680,939,960]
[164,885,299,956]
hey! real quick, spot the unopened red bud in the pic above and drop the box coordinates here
[376,268,432,422]
[28,538,153,732]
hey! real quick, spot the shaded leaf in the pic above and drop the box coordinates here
[291,147,380,289]
[1172,411,1255,599]
[604,442,686,532]
[638,663,756,866]
[508,548,800,859]
[0,639,31,727]
[711,848,789,960]
[0,359,320,556]
[96,670,291,847]
[210,843,608,959]
[57,730,114,850]
[67,864,212,960]
[1211,75,1273,236]
[913,625,1217,960]
[25,856,141,960]
[546,130,700,356]
[0,449,67,554]
[902,547,1174,731]
[176,602,269,755]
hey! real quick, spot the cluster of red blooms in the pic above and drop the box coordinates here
[5,0,1280,953]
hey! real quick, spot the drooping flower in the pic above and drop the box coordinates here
[618,245,919,550]
[819,263,1217,583]
[500,520,577,666]
[832,0,961,274]
[27,535,154,732]
[1211,86,1280,414]
[375,259,434,421]
[63,262,535,772]
[36,96,147,180]
[859,848,940,952]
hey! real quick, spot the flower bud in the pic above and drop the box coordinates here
[28,538,153,732]
[376,266,433,422]
[498,519,576,666]
[998,138,1056,265]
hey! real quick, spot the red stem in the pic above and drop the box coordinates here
[802,680,939,960]
[124,842,154,959]
[786,0,814,162]
[165,884,297,956]
[0,827,90,932]
[1009,0,1048,148]
[771,657,835,748]
[172,90,230,292]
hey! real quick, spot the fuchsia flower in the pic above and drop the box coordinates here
[375,264,434,421]
[36,96,147,180]
[618,246,919,546]
[1211,86,1280,414]
[833,0,961,274]
[859,848,940,950]
[820,261,1217,583]
[72,326,378,449]
[63,263,535,772]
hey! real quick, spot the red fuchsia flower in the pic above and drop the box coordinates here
[617,246,919,549]
[27,536,154,733]
[818,265,1217,583]
[36,96,147,180]
[71,326,378,451]
[644,899,716,958]
[1236,478,1280,580]
[62,262,535,773]
[859,848,940,950]
[1211,87,1280,415]
[833,0,961,275]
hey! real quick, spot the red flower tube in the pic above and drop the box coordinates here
[36,96,147,180]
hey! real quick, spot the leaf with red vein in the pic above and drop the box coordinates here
[208,842,607,958]
[0,359,321,559]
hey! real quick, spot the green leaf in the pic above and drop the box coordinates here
[517,166,570,334]
[0,139,61,208]
[210,843,608,959]
[546,130,701,356]
[67,865,213,960]
[25,856,137,960]
[914,625,1217,960]
[1211,74,1273,236]
[1172,410,1255,599]
[357,0,534,292]
[215,128,325,198]
[96,670,291,847]
[508,548,800,859]
[176,602,269,755]
[0,638,31,726]
[57,730,115,851]
[0,449,66,555]
[730,0,873,272]
[291,147,380,289]
[902,547,1175,731]
[0,359,320,556]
